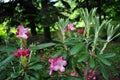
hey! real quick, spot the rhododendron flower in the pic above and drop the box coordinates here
[48,56,67,75]
[13,48,30,57]
[16,25,29,39]
[77,29,84,34]
[65,23,76,31]
[86,76,96,80]
[83,69,96,80]
[88,69,94,74]
[70,71,79,77]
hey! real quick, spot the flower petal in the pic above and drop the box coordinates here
[16,25,29,39]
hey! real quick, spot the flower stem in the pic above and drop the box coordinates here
[100,42,108,54]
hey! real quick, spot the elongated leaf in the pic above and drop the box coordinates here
[97,54,111,66]
[99,62,108,80]
[52,50,62,57]
[11,72,21,78]
[30,76,37,80]
[65,76,82,80]
[0,46,17,53]
[30,43,55,50]
[77,54,89,62]
[0,54,14,67]
[70,43,84,55]
[29,64,43,71]
[89,57,95,68]
[102,53,116,58]
[24,74,29,80]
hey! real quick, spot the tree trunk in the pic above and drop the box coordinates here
[44,26,51,42]
[42,0,52,42]
[30,22,37,35]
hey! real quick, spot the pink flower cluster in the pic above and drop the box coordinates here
[65,23,76,31]
[48,56,67,75]
[70,71,79,77]
[65,23,84,35]
[84,69,96,80]
[13,48,30,58]
[16,25,29,39]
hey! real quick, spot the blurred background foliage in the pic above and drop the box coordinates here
[0,0,120,43]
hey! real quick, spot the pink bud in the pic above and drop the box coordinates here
[77,29,84,34]
[88,69,93,74]
[89,75,93,78]
[93,76,96,80]
[70,71,79,77]
[16,31,19,35]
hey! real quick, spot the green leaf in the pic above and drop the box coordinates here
[102,53,116,58]
[29,64,43,71]
[62,52,67,59]
[0,45,17,53]
[30,43,55,50]
[65,76,82,80]
[0,54,14,67]
[97,54,111,66]
[77,54,89,62]
[32,72,40,79]
[69,9,80,19]
[52,50,62,57]
[99,62,109,80]
[24,75,29,80]
[89,57,95,68]
[11,72,21,78]
[30,76,37,80]
[70,43,84,55]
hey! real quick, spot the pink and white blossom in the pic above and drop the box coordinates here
[70,71,79,77]
[48,56,67,75]
[65,23,76,31]
[16,25,29,39]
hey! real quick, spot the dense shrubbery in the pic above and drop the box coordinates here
[0,8,120,80]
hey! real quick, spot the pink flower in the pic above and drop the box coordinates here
[88,69,94,74]
[13,52,20,57]
[16,25,29,39]
[48,56,67,75]
[77,29,84,34]
[13,48,30,58]
[49,58,57,75]
[70,71,79,77]
[65,23,76,31]
[93,76,96,80]
[84,69,96,80]
[24,49,30,57]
